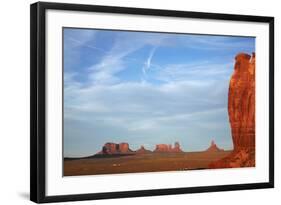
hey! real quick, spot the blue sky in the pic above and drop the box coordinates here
[63,28,255,157]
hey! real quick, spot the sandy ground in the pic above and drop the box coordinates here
[64,151,232,176]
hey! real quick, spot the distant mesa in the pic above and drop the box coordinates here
[95,142,184,156]
[153,142,183,153]
[136,145,152,154]
[205,140,224,152]
[96,142,134,155]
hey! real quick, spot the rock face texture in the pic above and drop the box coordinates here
[97,142,134,155]
[205,140,224,152]
[209,53,255,168]
[228,53,255,150]
[136,145,152,154]
[153,142,183,153]
[118,143,130,153]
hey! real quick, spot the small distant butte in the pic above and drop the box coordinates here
[205,140,224,152]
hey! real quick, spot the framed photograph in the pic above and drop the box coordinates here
[30,2,274,203]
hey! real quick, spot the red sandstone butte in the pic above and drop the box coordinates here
[209,52,255,168]
[205,140,224,152]
[97,142,134,155]
[153,142,183,153]
[136,145,152,154]
[173,142,183,152]
[118,142,131,153]
[154,144,169,152]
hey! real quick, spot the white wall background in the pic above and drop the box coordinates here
[0,0,278,204]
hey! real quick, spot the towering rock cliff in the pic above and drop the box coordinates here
[209,53,255,168]
[228,53,255,150]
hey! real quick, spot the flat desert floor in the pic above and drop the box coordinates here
[64,151,231,176]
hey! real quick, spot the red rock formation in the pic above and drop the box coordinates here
[153,142,183,153]
[119,143,130,154]
[102,142,117,154]
[173,142,183,153]
[205,140,224,152]
[97,142,134,155]
[209,52,255,168]
[96,142,183,155]
[209,148,255,168]
[154,144,170,153]
[136,145,152,154]
[228,53,255,150]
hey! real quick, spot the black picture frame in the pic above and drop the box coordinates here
[30,1,274,203]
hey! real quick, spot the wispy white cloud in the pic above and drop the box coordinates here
[86,33,167,85]
[179,35,254,50]
[65,29,96,47]
[155,61,233,83]
[142,46,157,76]
[64,78,228,124]
[68,37,107,53]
